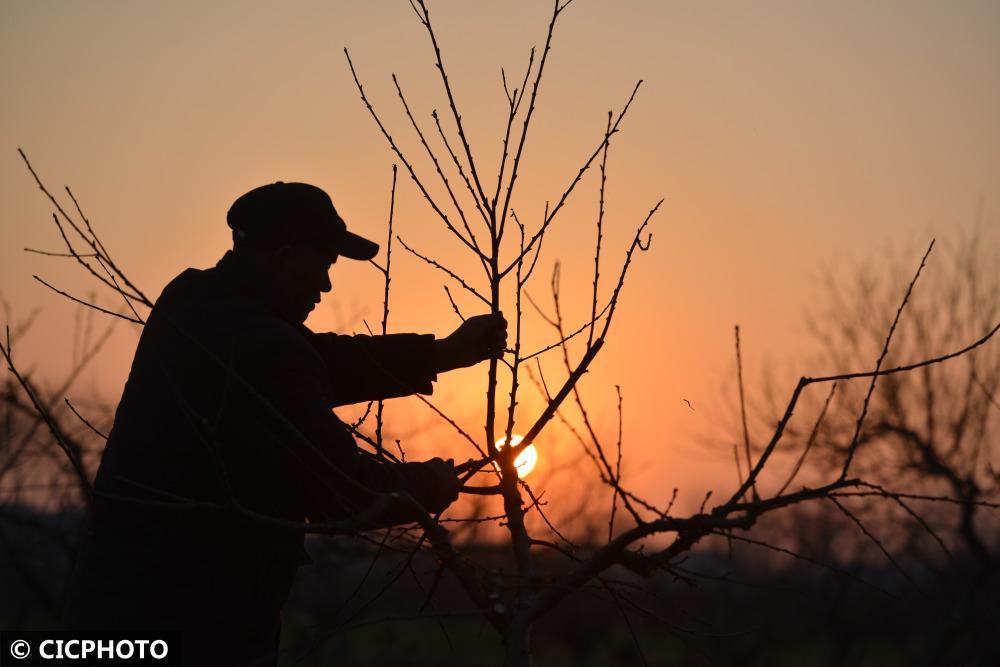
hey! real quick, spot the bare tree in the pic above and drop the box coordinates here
[789,222,1000,564]
[5,2,1000,665]
[0,299,112,624]
[337,4,1000,663]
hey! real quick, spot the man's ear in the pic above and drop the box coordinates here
[272,245,297,271]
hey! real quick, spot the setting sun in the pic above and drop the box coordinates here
[494,435,538,478]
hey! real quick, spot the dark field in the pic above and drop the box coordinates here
[4,505,997,666]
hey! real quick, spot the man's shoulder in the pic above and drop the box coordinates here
[141,262,325,386]
[155,266,258,323]
[157,265,235,308]
[149,266,298,347]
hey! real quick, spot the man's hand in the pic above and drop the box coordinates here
[433,312,507,373]
[424,457,461,512]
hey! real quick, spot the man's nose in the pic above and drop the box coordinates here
[319,271,332,293]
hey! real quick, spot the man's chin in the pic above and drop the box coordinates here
[282,302,314,324]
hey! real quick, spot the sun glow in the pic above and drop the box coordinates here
[494,435,538,477]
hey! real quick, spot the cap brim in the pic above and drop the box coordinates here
[338,230,380,261]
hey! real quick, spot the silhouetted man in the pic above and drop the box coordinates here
[64,182,506,666]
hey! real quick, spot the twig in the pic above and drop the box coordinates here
[828,495,926,599]
[608,385,624,542]
[841,241,935,477]
[777,382,837,496]
[494,0,569,242]
[33,275,143,325]
[18,149,151,306]
[0,330,92,499]
[443,285,466,322]
[391,75,486,260]
[64,398,108,440]
[589,112,612,348]
[499,82,645,279]
[375,165,398,455]
[734,325,756,500]
[411,0,491,213]
[396,236,490,305]
[343,51,483,257]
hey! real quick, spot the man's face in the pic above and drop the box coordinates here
[274,245,337,323]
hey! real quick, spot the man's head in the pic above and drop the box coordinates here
[227,182,379,323]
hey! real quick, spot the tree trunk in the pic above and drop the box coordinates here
[503,619,533,667]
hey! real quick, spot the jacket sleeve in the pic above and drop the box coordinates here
[229,325,451,525]
[307,331,438,406]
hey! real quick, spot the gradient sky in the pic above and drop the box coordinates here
[2,0,999,515]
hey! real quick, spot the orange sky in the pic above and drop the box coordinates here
[2,0,999,516]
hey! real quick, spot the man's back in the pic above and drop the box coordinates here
[65,257,314,663]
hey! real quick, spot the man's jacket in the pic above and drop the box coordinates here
[64,252,449,662]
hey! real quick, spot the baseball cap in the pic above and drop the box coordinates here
[227,181,379,261]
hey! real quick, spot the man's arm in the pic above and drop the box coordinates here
[309,313,507,406]
[308,332,437,406]
[234,326,458,525]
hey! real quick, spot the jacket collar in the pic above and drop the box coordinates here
[214,251,306,329]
